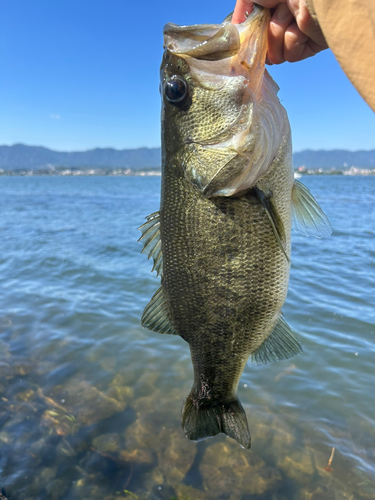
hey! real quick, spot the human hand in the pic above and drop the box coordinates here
[232,0,328,64]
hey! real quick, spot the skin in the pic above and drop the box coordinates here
[232,0,328,64]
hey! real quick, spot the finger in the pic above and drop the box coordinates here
[267,3,295,64]
[231,0,286,25]
[251,0,286,7]
[283,20,328,62]
[283,22,310,62]
[285,35,326,62]
[232,0,254,24]
[294,2,328,49]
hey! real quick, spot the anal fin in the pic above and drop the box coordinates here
[142,286,178,335]
[248,314,302,366]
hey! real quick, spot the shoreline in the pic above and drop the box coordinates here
[0,169,374,177]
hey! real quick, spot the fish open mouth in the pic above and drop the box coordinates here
[163,5,269,86]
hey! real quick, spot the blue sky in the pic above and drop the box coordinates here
[1,0,374,152]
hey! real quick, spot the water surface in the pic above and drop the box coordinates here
[0,175,374,500]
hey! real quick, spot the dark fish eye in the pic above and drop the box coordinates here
[165,76,187,104]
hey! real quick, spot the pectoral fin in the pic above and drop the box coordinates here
[138,212,163,277]
[254,187,290,264]
[248,314,302,366]
[142,286,178,335]
[291,180,332,238]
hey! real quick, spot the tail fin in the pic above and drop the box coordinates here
[181,395,251,449]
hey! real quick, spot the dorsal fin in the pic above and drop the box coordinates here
[138,212,163,276]
[141,286,178,335]
[291,180,332,238]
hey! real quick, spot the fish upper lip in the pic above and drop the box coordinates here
[163,5,267,62]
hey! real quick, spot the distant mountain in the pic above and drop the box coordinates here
[0,144,161,170]
[1,144,375,171]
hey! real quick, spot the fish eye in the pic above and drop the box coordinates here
[165,76,187,104]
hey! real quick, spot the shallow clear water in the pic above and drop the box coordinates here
[0,175,374,500]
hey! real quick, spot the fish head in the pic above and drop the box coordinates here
[161,6,290,197]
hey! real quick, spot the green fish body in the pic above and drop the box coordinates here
[140,6,331,448]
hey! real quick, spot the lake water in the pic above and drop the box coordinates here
[0,175,374,500]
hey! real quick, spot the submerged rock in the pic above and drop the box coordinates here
[99,356,117,372]
[55,437,79,459]
[119,448,154,465]
[200,462,238,497]
[41,409,77,436]
[277,448,315,485]
[0,431,14,445]
[45,380,126,427]
[45,478,70,500]
[156,428,197,484]
[295,483,337,500]
[106,384,134,404]
[150,468,164,485]
[69,480,111,500]
[40,466,56,482]
[70,382,126,425]
[124,417,160,450]
[133,371,161,398]
[199,440,282,497]
[92,433,122,453]
[175,483,208,500]
[15,389,35,402]
[270,416,296,448]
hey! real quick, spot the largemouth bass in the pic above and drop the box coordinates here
[139,5,331,449]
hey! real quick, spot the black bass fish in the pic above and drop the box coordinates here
[139,6,331,449]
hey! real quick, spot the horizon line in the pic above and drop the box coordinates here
[1,143,374,154]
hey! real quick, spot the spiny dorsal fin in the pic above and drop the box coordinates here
[248,314,302,366]
[138,212,163,277]
[142,286,178,335]
[292,180,332,238]
[254,187,290,264]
